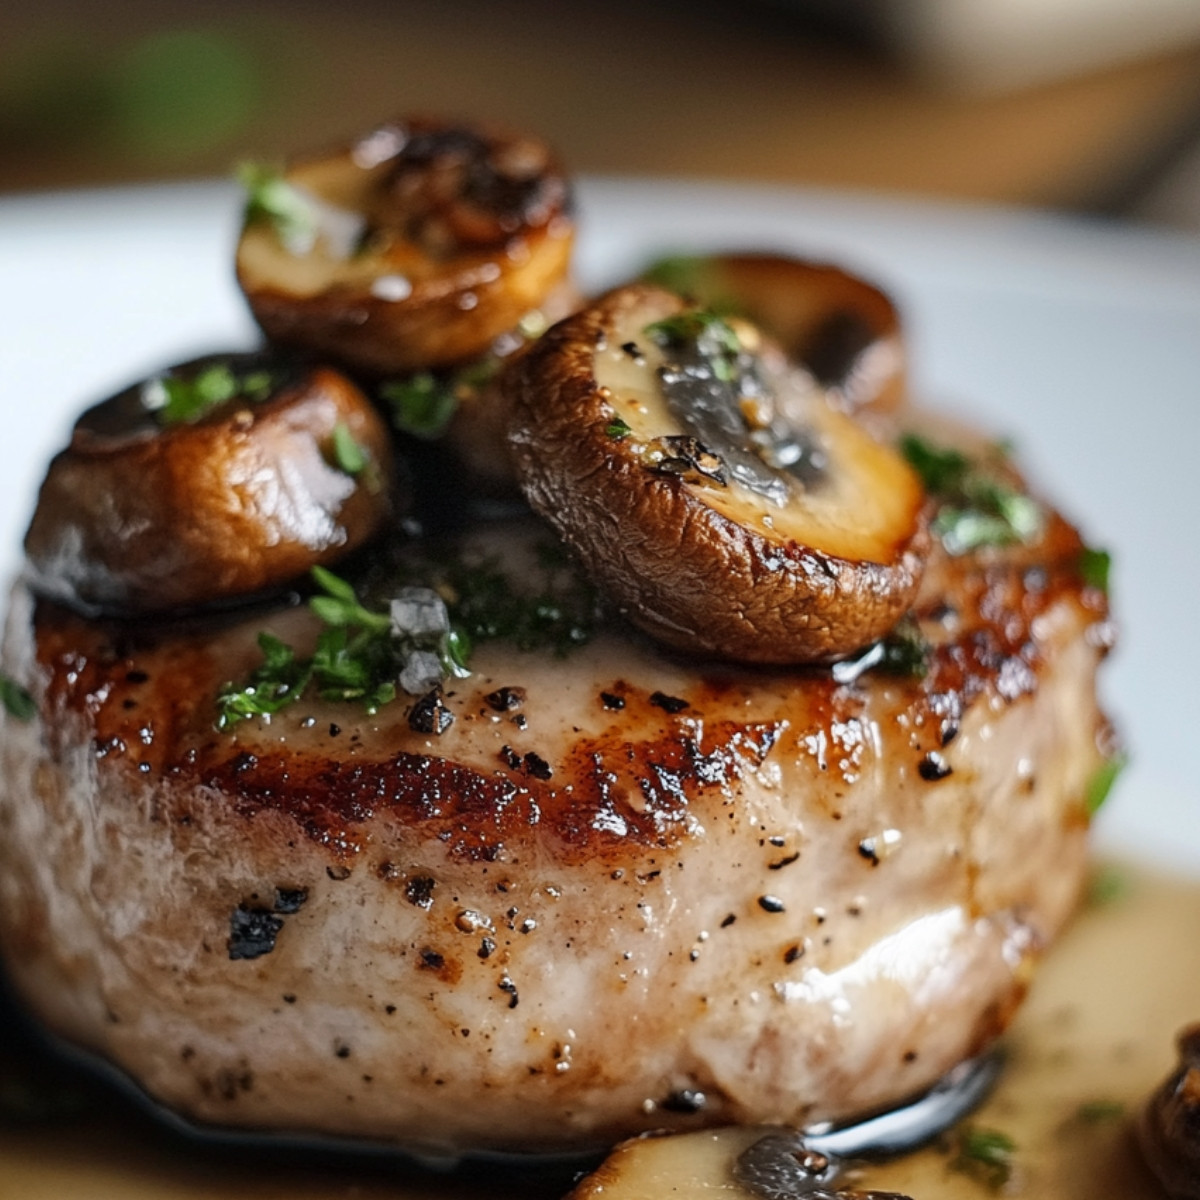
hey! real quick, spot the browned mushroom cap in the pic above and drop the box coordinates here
[236,117,575,375]
[24,354,395,614]
[643,253,905,413]
[505,285,929,664]
[1138,1024,1200,1199]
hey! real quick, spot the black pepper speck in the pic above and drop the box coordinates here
[228,906,283,961]
[409,689,454,735]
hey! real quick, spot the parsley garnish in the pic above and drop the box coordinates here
[238,162,319,253]
[380,372,460,440]
[1080,546,1111,595]
[1084,752,1127,817]
[329,422,369,477]
[436,556,598,656]
[605,417,632,440]
[645,310,741,356]
[951,1125,1016,1189]
[216,567,466,729]
[645,309,742,385]
[900,433,1043,554]
[0,675,35,721]
[146,363,275,427]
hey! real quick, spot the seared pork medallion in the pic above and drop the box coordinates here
[0,113,1116,1162]
[0,494,1110,1153]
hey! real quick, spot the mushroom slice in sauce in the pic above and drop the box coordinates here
[235,116,575,375]
[505,284,929,664]
[23,353,395,614]
[644,252,906,414]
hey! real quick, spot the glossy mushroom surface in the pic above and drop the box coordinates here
[23,354,395,614]
[505,285,929,663]
[645,253,906,414]
[236,117,574,374]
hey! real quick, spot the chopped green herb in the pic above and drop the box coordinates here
[605,417,632,440]
[898,434,970,494]
[644,309,741,358]
[1084,752,1127,817]
[380,372,460,440]
[1080,546,1112,595]
[951,1125,1016,1189]
[329,422,369,477]
[0,675,35,721]
[900,432,1043,554]
[148,362,278,427]
[217,568,460,729]
[158,363,238,425]
[441,558,598,656]
[1076,1098,1125,1123]
[238,162,319,253]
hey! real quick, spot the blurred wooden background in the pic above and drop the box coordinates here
[4,0,1200,223]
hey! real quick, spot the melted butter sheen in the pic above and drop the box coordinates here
[0,862,1193,1199]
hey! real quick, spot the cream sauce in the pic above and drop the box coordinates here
[0,860,1192,1199]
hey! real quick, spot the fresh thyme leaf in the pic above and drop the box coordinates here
[238,162,319,253]
[0,675,35,721]
[330,422,369,477]
[310,564,358,604]
[605,417,632,440]
[1080,546,1112,595]
[380,372,459,440]
[1084,752,1127,817]
[951,1125,1016,1189]
[216,632,313,729]
[900,432,1043,554]
[216,569,468,728]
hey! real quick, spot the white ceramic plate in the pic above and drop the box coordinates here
[1,178,1197,874]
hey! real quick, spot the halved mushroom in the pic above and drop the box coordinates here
[235,117,574,374]
[505,285,928,664]
[643,253,905,414]
[24,354,395,614]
